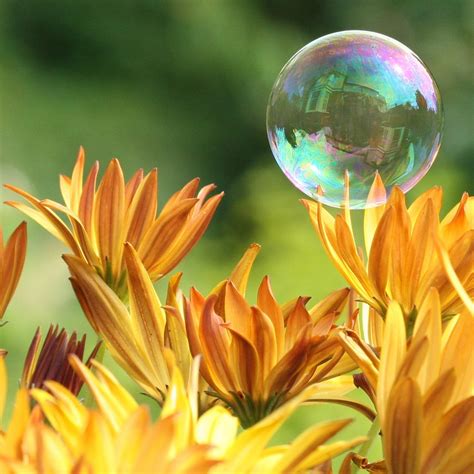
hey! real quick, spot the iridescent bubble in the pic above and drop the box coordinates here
[266,30,443,209]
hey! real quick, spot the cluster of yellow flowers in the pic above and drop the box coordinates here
[0,149,472,473]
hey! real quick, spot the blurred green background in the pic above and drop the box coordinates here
[0,0,472,467]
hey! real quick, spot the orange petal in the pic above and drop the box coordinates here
[78,161,99,236]
[257,276,285,356]
[198,296,237,394]
[94,159,126,280]
[285,297,311,350]
[125,169,158,248]
[228,243,261,296]
[125,168,144,207]
[250,306,277,379]
[367,206,393,300]
[224,281,252,339]
[0,222,27,319]
[148,192,224,278]
[227,326,261,397]
[309,287,350,324]
[138,198,198,270]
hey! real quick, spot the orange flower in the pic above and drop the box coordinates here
[184,245,357,426]
[5,148,223,299]
[65,245,197,406]
[303,175,473,321]
[0,222,27,319]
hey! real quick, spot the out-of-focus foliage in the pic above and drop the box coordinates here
[0,0,472,467]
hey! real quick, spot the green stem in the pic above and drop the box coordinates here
[352,416,380,474]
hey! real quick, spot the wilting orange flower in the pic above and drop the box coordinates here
[184,244,357,426]
[0,222,27,319]
[338,289,474,474]
[5,148,223,299]
[303,176,473,321]
[21,324,101,395]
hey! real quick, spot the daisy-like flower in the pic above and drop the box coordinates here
[64,244,194,406]
[0,222,27,319]
[65,242,357,422]
[28,356,364,474]
[303,174,473,324]
[5,148,223,299]
[338,289,474,474]
[184,246,357,427]
[21,324,101,394]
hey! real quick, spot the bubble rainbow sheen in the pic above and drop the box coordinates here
[266,30,443,209]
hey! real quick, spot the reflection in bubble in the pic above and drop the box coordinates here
[267,31,443,209]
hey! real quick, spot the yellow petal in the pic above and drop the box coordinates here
[364,171,387,255]
[161,367,193,451]
[69,146,85,213]
[220,385,322,473]
[276,418,352,472]
[434,234,474,315]
[80,413,115,472]
[4,185,83,256]
[195,405,239,456]
[78,160,99,236]
[124,243,170,384]
[440,311,474,406]
[69,356,138,432]
[376,301,406,425]
[336,328,379,390]
[0,356,6,423]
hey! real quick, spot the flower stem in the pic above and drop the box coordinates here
[352,416,380,474]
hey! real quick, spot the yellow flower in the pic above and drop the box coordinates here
[0,352,73,474]
[303,176,473,320]
[184,244,357,426]
[0,343,364,473]
[32,356,364,474]
[21,324,101,394]
[0,222,27,319]
[338,289,474,474]
[5,148,223,299]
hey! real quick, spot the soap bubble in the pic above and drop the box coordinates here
[266,30,443,209]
